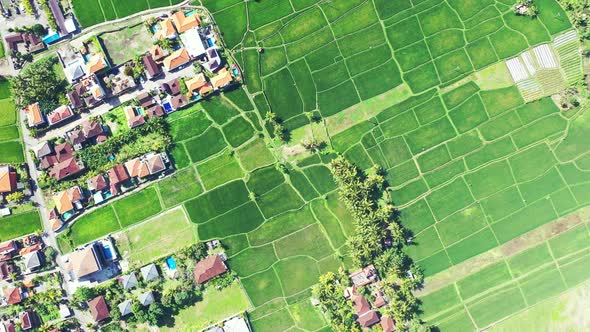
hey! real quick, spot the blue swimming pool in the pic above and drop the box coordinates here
[43,33,61,44]
[62,211,73,220]
[103,244,113,260]
[166,257,177,270]
[163,102,173,113]
[207,39,214,47]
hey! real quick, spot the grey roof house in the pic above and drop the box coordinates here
[140,263,159,282]
[118,273,138,290]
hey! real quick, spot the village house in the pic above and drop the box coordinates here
[23,103,45,127]
[19,310,35,330]
[108,69,137,96]
[140,263,159,282]
[350,264,378,287]
[210,68,234,90]
[124,106,146,128]
[161,78,181,95]
[48,0,68,36]
[118,273,138,290]
[185,73,213,96]
[4,33,45,55]
[139,291,154,306]
[205,48,222,72]
[193,255,227,284]
[3,286,22,305]
[0,166,18,195]
[52,186,84,219]
[0,261,15,280]
[67,120,106,149]
[48,156,85,181]
[149,45,168,64]
[381,316,395,332]
[68,75,106,111]
[23,251,42,273]
[85,54,108,75]
[118,299,132,317]
[88,295,110,322]
[0,241,18,261]
[106,164,130,195]
[66,243,105,281]
[137,91,156,108]
[1,321,15,332]
[46,105,74,127]
[153,17,177,40]
[181,28,207,59]
[146,104,165,118]
[87,174,107,194]
[143,54,163,80]
[171,11,200,33]
[124,152,168,180]
[351,292,380,328]
[57,44,87,83]
[170,94,189,111]
[163,48,190,71]
[38,142,70,170]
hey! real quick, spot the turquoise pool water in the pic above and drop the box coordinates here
[166,257,177,270]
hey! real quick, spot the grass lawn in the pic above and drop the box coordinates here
[112,186,162,227]
[101,24,153,65]
[0,211,42,241]
[116,207,196,267]
[160,283,250,331]
[69,206,120,246]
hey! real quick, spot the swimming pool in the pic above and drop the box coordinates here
[103,244,113,260]
[163,102,173,113]
[43,33,61,44]
[62,211,73,220]
[166,257,177,270]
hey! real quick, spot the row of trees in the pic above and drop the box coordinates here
[314,156,430,331]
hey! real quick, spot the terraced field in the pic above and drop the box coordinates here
[57,0,590,330]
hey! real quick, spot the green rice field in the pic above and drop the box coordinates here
[72,0,185,27]
[54,0,590,330]
[0,79,24,163]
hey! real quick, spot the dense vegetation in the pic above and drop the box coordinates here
[314,157,427,331]
[10,57,66,112]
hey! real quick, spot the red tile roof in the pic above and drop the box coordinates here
[4,287,21,305]
[357,310,380,328]
[381,316,395,332]
[0,167,17,193]
[87,175,107,192]
[49,158,84,181]
[193,255,227,284]
[107,164,129,185]
[352,294,371,315]
[88,296,110,322]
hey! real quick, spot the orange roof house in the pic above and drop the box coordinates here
[171,11,200,34]
[0,166,17,193]
[86,54,108,74]
[163,48,190,71]
[124,158,150,179]
[154,18,177,40]
[210,68,233,89]
[52,191,73,215]
[124,106,145,128]
[24,103,45,127]
[150,44,168,62]
[185,73,207,92]
[52,186,82,215]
